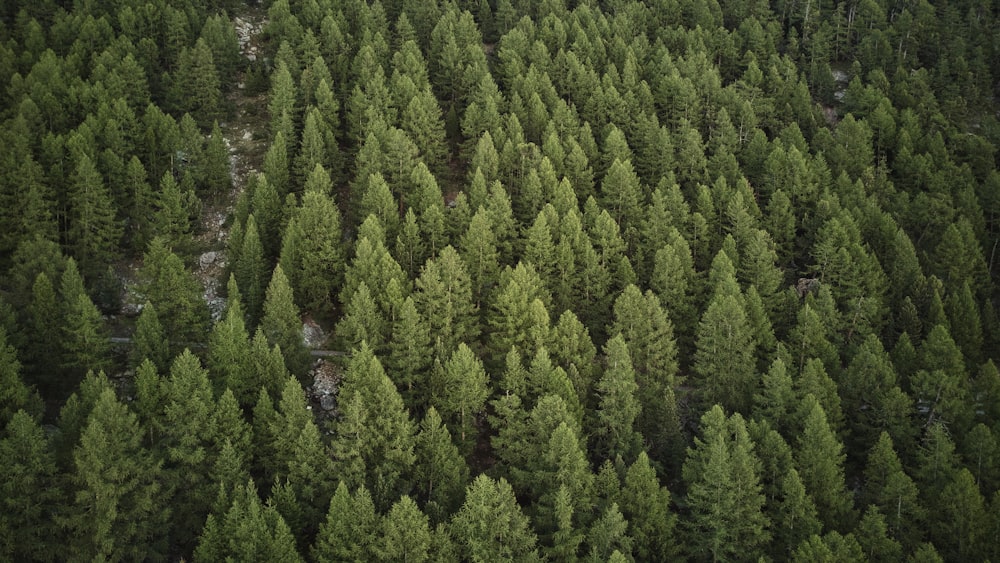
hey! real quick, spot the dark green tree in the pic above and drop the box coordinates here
[311,482,379,562]
[0,410,60,562]
[194,481,302,563]
[620,451,677,562]
[433,343,490,453]
[64,388,168,561]
[414,406,469,524]
[132,302,169,372]
[591,334,642,463]
[262,265,310,378]
[682,405,770,561]
[330,342,415,509]
[450,474,539,562]
[139,238,210,355]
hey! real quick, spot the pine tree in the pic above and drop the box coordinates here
[693,281,756,414]
[65,389,167,561]
[487,261,552,367]
[270,383,335,549]
[207,277,254,406]
[414,406,470,524]
[139,238,210,355]
[932,469,986,561]
[434,343,490,454]
[61,291,111,387]
[202,121,231,196]
[413,246,479,359]
[611,285,681,459]
[592,334,643,463]
[67,152,122,277]
[262,265,310,378]
[132,302,169,372]
[152,170,192,249]
[331,342,415,509]
[772,467,822,558]
[914,422,961,508]
[161,350,221,554]
[311,482,379,562]
[450,475,539,561]
[194,480,302,563]
[379,496,432,562]
[23,272,60,391]
[336,282,387,352]
[549,310,599,411]
[0,328,41,426]
[534,421,594,543]
[795,395,854,531]
[176,38,223,128]
[0,410,60,562]
[459,207,501,308]
[682,405,770,561]
[855,505,903,562]
[620,451,677,562]
[861,431,923,549]
[387,296,432,409]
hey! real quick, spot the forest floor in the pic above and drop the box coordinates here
[191,7,271,323]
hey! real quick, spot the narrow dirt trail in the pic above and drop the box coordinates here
[193,8,270,321]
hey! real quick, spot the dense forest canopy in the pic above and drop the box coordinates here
[1,0,999,560]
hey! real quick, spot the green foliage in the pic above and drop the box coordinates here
[682,405,770,561]
[7,0,1000,558]
[64,388,168,561]
[194,481,302,563]
[262,265,310,378]
[0,411,60,562]
[450,475,540,562]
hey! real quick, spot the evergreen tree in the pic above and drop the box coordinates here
[450,475,539,562]
[330,342,415,509]
[413,246,479,359]
[175,38,223,128]
[61,291,111,387]
[620,451,677,562]
[262,265,310,378]
[387,296,432,408]
[132,302,168,372]
[152,171,193,249]
[0,410,60,562]
[237,215,267,327]
[795,395,854,530]
[855,505,903,562]
[311,482,379,562]
[207,277,254,406]
[194,481,302,563]
[611,285,681,458]
[861,432,924,548]
[64,389,167,561]
[139,238,210,355]
[0,329,41,426]
[202,121,231,196]
[459,207,501,308]
[693,278,756,414]
[68,154,122,276]
[379,496,432,562]
[682,405,770,561]
[414,407,469,524]
[772,467,822,559]
[932,468,986,561]
[336,282,387,352]
[23,272,60,391]
[434,343,490,453]
[161,350,221,554]
[592,334,643,463]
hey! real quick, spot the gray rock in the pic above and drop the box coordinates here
[199,251,219,269]
[320,395,337,411]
